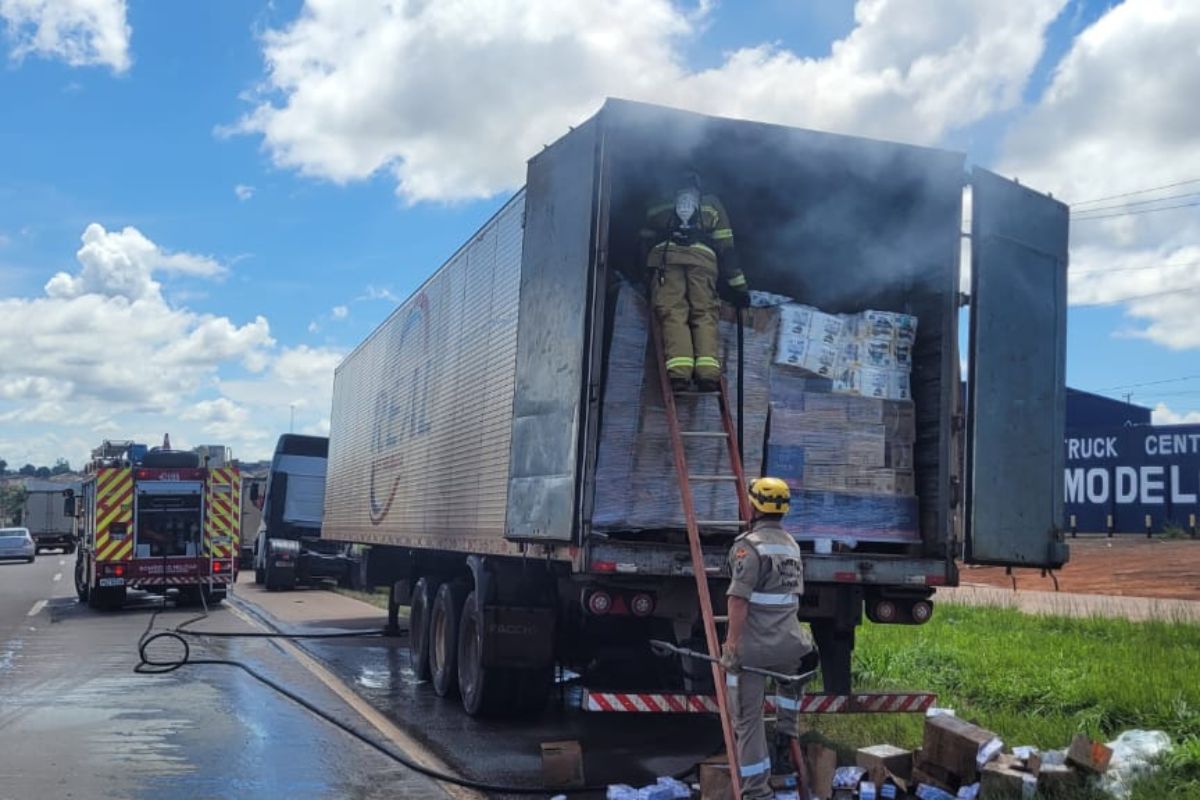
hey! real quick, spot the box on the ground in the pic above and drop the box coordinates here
[1065,734,1113,774]
[922,714,1003,782]
[1036,763,1081,798]
[540,740,584,789]
[698,754,730,800]
[980,761,1036,798]
[912,759,961,794]
[805,743,838,800]
[857,744,913,785]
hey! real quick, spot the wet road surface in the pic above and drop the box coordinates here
[234,588,724,797]
[0,554,450,799]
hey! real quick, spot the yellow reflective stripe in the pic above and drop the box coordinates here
[695,356,720,368]
[712,228,734,240]
[646,203,674,216]
[665,357,695,369]
[727,274,747,287]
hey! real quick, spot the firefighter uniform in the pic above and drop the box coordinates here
[725,518,813,799]
[641,191,747,385]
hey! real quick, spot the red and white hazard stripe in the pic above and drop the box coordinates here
[581,690,934,714]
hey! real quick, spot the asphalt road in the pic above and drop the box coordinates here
[0,553,450,799]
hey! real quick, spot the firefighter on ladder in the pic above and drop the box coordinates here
[641,171,750,393]
[721,477,815,799]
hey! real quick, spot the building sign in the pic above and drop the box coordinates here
[1064,424,1200,533]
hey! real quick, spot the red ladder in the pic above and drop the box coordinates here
[651,319,752,799]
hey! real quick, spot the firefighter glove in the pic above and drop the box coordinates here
[720,642,741,674]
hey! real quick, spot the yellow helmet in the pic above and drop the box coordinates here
[748,476,790,515]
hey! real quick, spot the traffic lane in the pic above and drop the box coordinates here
[0,591,451,799]
[297,633,723,794]
[0,549,72,641]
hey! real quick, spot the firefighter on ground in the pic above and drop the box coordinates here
[640,171,749,393]
[721,477,815,799]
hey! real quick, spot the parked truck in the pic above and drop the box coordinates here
[71,439,241,610]
[322,100,1069,717]
[22,480,80,553]
[252,434,358,590]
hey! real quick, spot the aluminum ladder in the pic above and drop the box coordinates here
[650,318,752,799]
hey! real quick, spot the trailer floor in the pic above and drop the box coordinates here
[959,534,1200,601]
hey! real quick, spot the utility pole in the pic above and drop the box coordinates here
[289,404,295,433]
[1124,392,1133,405]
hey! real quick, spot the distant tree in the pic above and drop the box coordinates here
[18,464,36,476]
[0,484,26,526]
[51,458,71,476]
[34,466,51,479]
[0,458,7,475]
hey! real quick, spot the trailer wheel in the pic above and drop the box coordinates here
[64,543,76,555]
[430,581,468,698]
[409,577,438,681]
[74,554,89,603]
[457,590,509,716]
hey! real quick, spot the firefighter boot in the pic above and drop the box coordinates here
[771,731,796,775]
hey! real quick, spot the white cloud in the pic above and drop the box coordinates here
[235,0,1065,202]
[0,0,131,73]
[307,320,319,333]
[234,184,255,201]
[1000,0,1200,350]
[331,304,348,319]
[1152,403,1200,425]
[359,284,399,302]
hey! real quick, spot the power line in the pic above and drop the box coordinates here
[1070,191,1200,216]
[1072,199,1200,222]
[1072,283,1200,307]
[1071,177,1200,207]
[1071,259,1200,277]
[1092,373,1200,392]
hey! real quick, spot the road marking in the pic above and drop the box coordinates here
[225,602,481,800]
[52,572,62,582]
[27,600,47,617]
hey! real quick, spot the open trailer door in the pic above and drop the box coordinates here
[965,169,1069,568]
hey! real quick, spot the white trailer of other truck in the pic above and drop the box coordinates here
[22,480,80,553]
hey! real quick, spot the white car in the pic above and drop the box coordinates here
[0,527,36,562]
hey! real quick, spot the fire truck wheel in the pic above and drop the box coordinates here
[458,591,516,717]
[409,577,439,682]
[254,564,264,585]
[203,587,226,606]
[430,581,468,698]
[89,586,125,611]
[74,555,89,602]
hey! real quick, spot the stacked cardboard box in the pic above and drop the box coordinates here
[591,282,775,530]
[765,388,919,544]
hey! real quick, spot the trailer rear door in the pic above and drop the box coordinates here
[965,168,1069,568]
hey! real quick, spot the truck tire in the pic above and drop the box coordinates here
[89,586,126,611]
[456,590,509,716]
[408,577,438,681]
[74,554,89,603]
[254,562,265,585]
[203,586,226,606]
[64,543,76,555]
[430,581,468,698]
[264,554,295,591]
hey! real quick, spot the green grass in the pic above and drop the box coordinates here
[803,604,1200,798]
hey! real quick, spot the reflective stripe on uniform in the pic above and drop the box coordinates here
[646,203,674,216]
[695,356,720,368]
[726,673,739,687]
[774,694,802,711]
[750,591,797,606]
[739,757,771,778]
[665,356,695,370]
[727,273,747,287]
[754,544,796,556]
[712,227,734,241]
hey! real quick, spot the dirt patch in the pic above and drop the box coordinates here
[959,535,1200,601]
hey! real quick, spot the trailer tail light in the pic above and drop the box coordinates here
[630,593,655,618]
[872,599,897,623]
[911,600,933,624]
[584,590,612,616]
[591,561,617,573]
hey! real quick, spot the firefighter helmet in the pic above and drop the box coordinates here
[748,476,790,515]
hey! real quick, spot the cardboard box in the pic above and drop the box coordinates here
[698,754,731,800]
[922,715,1003,782]
[1036,764,1081,798]
[1066,734,1112,774]
[540,740,584,789]
[887,443,914,470]
[980,762,1036,798]
[913,760,961,794]
[805,743,838,800]
[857,744,913,785]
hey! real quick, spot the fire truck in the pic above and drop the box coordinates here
[70,438,241,610]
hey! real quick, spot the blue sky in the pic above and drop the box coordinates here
[2,0,1198,466]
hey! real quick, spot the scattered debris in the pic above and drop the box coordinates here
[541,740,585,789]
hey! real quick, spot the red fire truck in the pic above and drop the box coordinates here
[70,438,241,610]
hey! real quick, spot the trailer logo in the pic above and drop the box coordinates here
[369,292,433,524]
